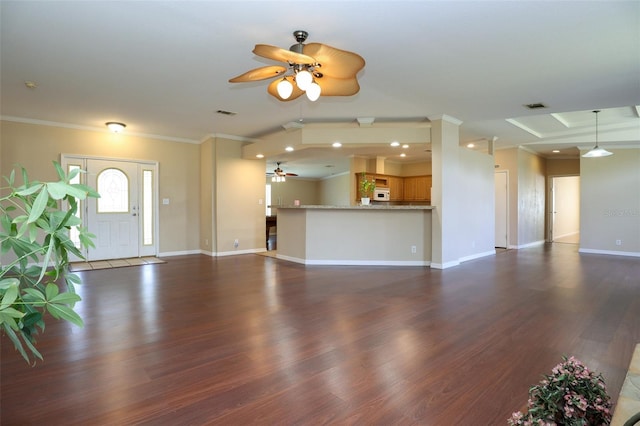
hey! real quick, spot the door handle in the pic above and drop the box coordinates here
[132,213,137,216]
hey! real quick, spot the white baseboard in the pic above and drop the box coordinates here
[216,248,264,257]
[157,249,203,257]
[275,254,430,267]
[430,260,461,269]
[578,248,640,258]
[459,250,496,263]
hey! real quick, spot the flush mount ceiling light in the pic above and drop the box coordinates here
[229,30,365,102]
[582,110,612,158]
[105,122,126,133]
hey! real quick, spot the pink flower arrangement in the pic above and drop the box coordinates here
[508,356,612,425]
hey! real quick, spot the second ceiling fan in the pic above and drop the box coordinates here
[229,30,365,102]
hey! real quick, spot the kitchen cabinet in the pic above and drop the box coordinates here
[356,173,431,202]
[403,176,431,201]
[388,176,404,201]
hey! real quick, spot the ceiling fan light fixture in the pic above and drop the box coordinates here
[582,110,613,158]
[295,69,312,91]
[276,78,293,99]
[306,81,321,101]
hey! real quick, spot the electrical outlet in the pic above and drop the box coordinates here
[205,239,208,247]
[234,239,239,248]
[616,239,622,246]
[411,245,417,254]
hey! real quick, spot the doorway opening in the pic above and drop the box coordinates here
[549,175,580,244]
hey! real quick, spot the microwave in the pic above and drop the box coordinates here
[373,187,390,201]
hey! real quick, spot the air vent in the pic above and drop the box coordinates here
[524,103,547,110]
[216,110,237,116]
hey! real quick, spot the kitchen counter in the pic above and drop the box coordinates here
[277,204,433,210]
[276,205,433,266]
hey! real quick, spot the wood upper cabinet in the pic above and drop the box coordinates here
[356,173,431,202]
[388,176,404,201]
[403,175,431,201]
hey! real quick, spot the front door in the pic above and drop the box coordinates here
[86,159,140,260]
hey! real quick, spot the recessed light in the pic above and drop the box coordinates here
[256,154,264,158]
[332,142,342,148]
[285,146,294,152]
[467,143,475,148]
[552,150,560,153]
[390,141,400,147]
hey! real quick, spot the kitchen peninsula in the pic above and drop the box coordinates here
[276,205,434,266]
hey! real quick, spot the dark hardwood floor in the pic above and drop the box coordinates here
[2,244,639,425]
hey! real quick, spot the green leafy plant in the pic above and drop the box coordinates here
[0,161,98,363]
[508,356,612,426]
[359,172,375,198]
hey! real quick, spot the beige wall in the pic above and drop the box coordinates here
[214,137,265,253]
[268,177,320,209]
[200,138,214,252]
[546,158,579,176]
[580,148,640,254]
[517,149,546,246]
[495,148,546,248]
[319,173,350,206]
[401,161,432,176]
[1,120,201,254]
[457,148,496,259]
[277,207,432,265]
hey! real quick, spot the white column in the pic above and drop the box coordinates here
[429,114,463,269]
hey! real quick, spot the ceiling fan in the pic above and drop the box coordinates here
[267,162,297,182]
[229,30,365,102]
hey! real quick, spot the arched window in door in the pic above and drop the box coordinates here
[97,168,129,213]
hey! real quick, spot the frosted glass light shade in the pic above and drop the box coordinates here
[582,146,613,158]
[106,122,126,133]
[306,82,321,101]
[276,79,293,99]
[295,70,312,91]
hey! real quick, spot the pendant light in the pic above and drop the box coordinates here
[582,110,612,158]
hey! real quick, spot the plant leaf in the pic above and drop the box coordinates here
[15,183,43,197]
[46,303,83,327]
[27,187,49,223]
[0,281,19,310]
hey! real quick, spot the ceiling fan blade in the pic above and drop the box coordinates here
[266,76,304,101]
[316,75,361,96]
[229,65,287,82]
[303,43,365,79]
[285,173,298,177]
[253,44,316,65]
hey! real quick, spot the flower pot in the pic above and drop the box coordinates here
[361,197,370,205]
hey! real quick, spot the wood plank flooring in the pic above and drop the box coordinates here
[2,244,639,425]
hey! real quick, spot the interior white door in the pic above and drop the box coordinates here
[86,159,139,261]
[494,171,508,248]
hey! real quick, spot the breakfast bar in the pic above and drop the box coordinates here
[276,205,434,266]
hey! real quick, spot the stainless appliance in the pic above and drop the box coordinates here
[373,187,390,201]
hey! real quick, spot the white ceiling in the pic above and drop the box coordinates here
[2,1,639,178]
